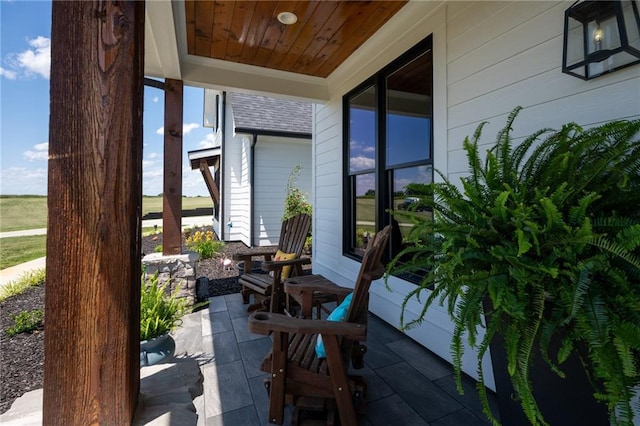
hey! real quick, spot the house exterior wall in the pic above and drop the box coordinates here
[253,136,312,247]
[221,104,312,247]
[223,104,252,246]
[312,0,640,391]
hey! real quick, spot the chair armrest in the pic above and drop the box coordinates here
[284,279,352,298]
[261,257,310,272]
[232,249,277,262]
[284,275,351,317]
[248,312,367,337]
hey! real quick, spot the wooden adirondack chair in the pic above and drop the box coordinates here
[233,213,311,313]
[248,225,392,425]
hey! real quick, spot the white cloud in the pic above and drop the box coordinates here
[141,164,209,197]
[2,36,51,80]
[23,142,49,161]
[156,123,200,136]
[142,162,163,196]
[355,174,375,196]
[198,133,217,149]
[33,142,49,151]
[350,156,375,171]
[0,66,17,80]
[183,123,199,135]
[0,167,47,195]
[350,139,375,155]
[16,36,51,79]
[147,152,159,159]
[182,167,209,197]
[152,96,159,103]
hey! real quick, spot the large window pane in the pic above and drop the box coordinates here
[386,51,432,167]
[349,86,376,173]
[343,35,433,275]
[354,173,376,249]
[391,165,433,242]
[390,166,433,283]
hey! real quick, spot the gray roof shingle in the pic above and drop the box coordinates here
[230,93,312,135]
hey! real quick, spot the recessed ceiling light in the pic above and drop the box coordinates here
[277,12,298,25]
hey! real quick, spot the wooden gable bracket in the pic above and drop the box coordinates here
[199,158,220,209]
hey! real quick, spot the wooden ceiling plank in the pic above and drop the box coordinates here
[239,1,279,65]
[185,0,409,78]
[315,1,407,77]
[277,1,340,73]
[265,1,320,70]
[210,0,233,60]
[193,1,215,57]
[225,1,258,63]
[293,1,364,77]
[252,0,299,68]
[185,0,196,55]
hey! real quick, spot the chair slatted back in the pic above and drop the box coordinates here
[277,214,311,257]
[346,225,392,326]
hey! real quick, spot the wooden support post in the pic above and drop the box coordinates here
[163,79,183,255]
[44,1,144,424]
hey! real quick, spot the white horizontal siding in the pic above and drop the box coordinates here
[253,136,312,246]
[311,0,640,391]
[224,105,251,246]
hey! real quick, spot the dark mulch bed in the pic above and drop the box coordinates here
[0,285,45,415]
[1,227,296,414]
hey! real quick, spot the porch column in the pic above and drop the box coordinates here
[44,1,144,423]
[163,79,183,255]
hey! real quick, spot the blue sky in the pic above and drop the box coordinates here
[1,0,215,196]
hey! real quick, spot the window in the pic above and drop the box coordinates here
[344,36,433,280]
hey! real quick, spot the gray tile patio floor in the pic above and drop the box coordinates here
[173,293,499,425]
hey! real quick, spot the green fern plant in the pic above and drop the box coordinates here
[140,272,190,341]
[387,107,640,425]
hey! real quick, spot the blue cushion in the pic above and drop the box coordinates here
[315,293,353,358]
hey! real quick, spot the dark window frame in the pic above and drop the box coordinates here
[343,35,433,271]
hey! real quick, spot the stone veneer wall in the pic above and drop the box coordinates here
[141,252,199,304]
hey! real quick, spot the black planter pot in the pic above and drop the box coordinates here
[488,326,609,425]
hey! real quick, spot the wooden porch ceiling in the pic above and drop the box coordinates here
[185,0,408,78]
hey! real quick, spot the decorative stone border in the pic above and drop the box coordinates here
[142,252,200,304]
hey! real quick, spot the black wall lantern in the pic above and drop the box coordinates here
[563,0,640,80]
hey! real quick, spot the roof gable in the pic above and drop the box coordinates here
[230,93,312,136]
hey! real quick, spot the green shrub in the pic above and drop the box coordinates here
[185,229,224,259]
[0,268,45,302]
[283,165,312,221]
[6,309,44,337]
[154,244,163,253]
[355,228,375,249]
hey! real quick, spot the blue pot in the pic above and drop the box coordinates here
[140,332,176,367]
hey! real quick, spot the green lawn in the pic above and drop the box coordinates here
[0,196,48,232]
[142,196,212,216]
[354,197,431,244]
[0,195,211,269]
[0,235,47,270]
[0,196,213,232]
